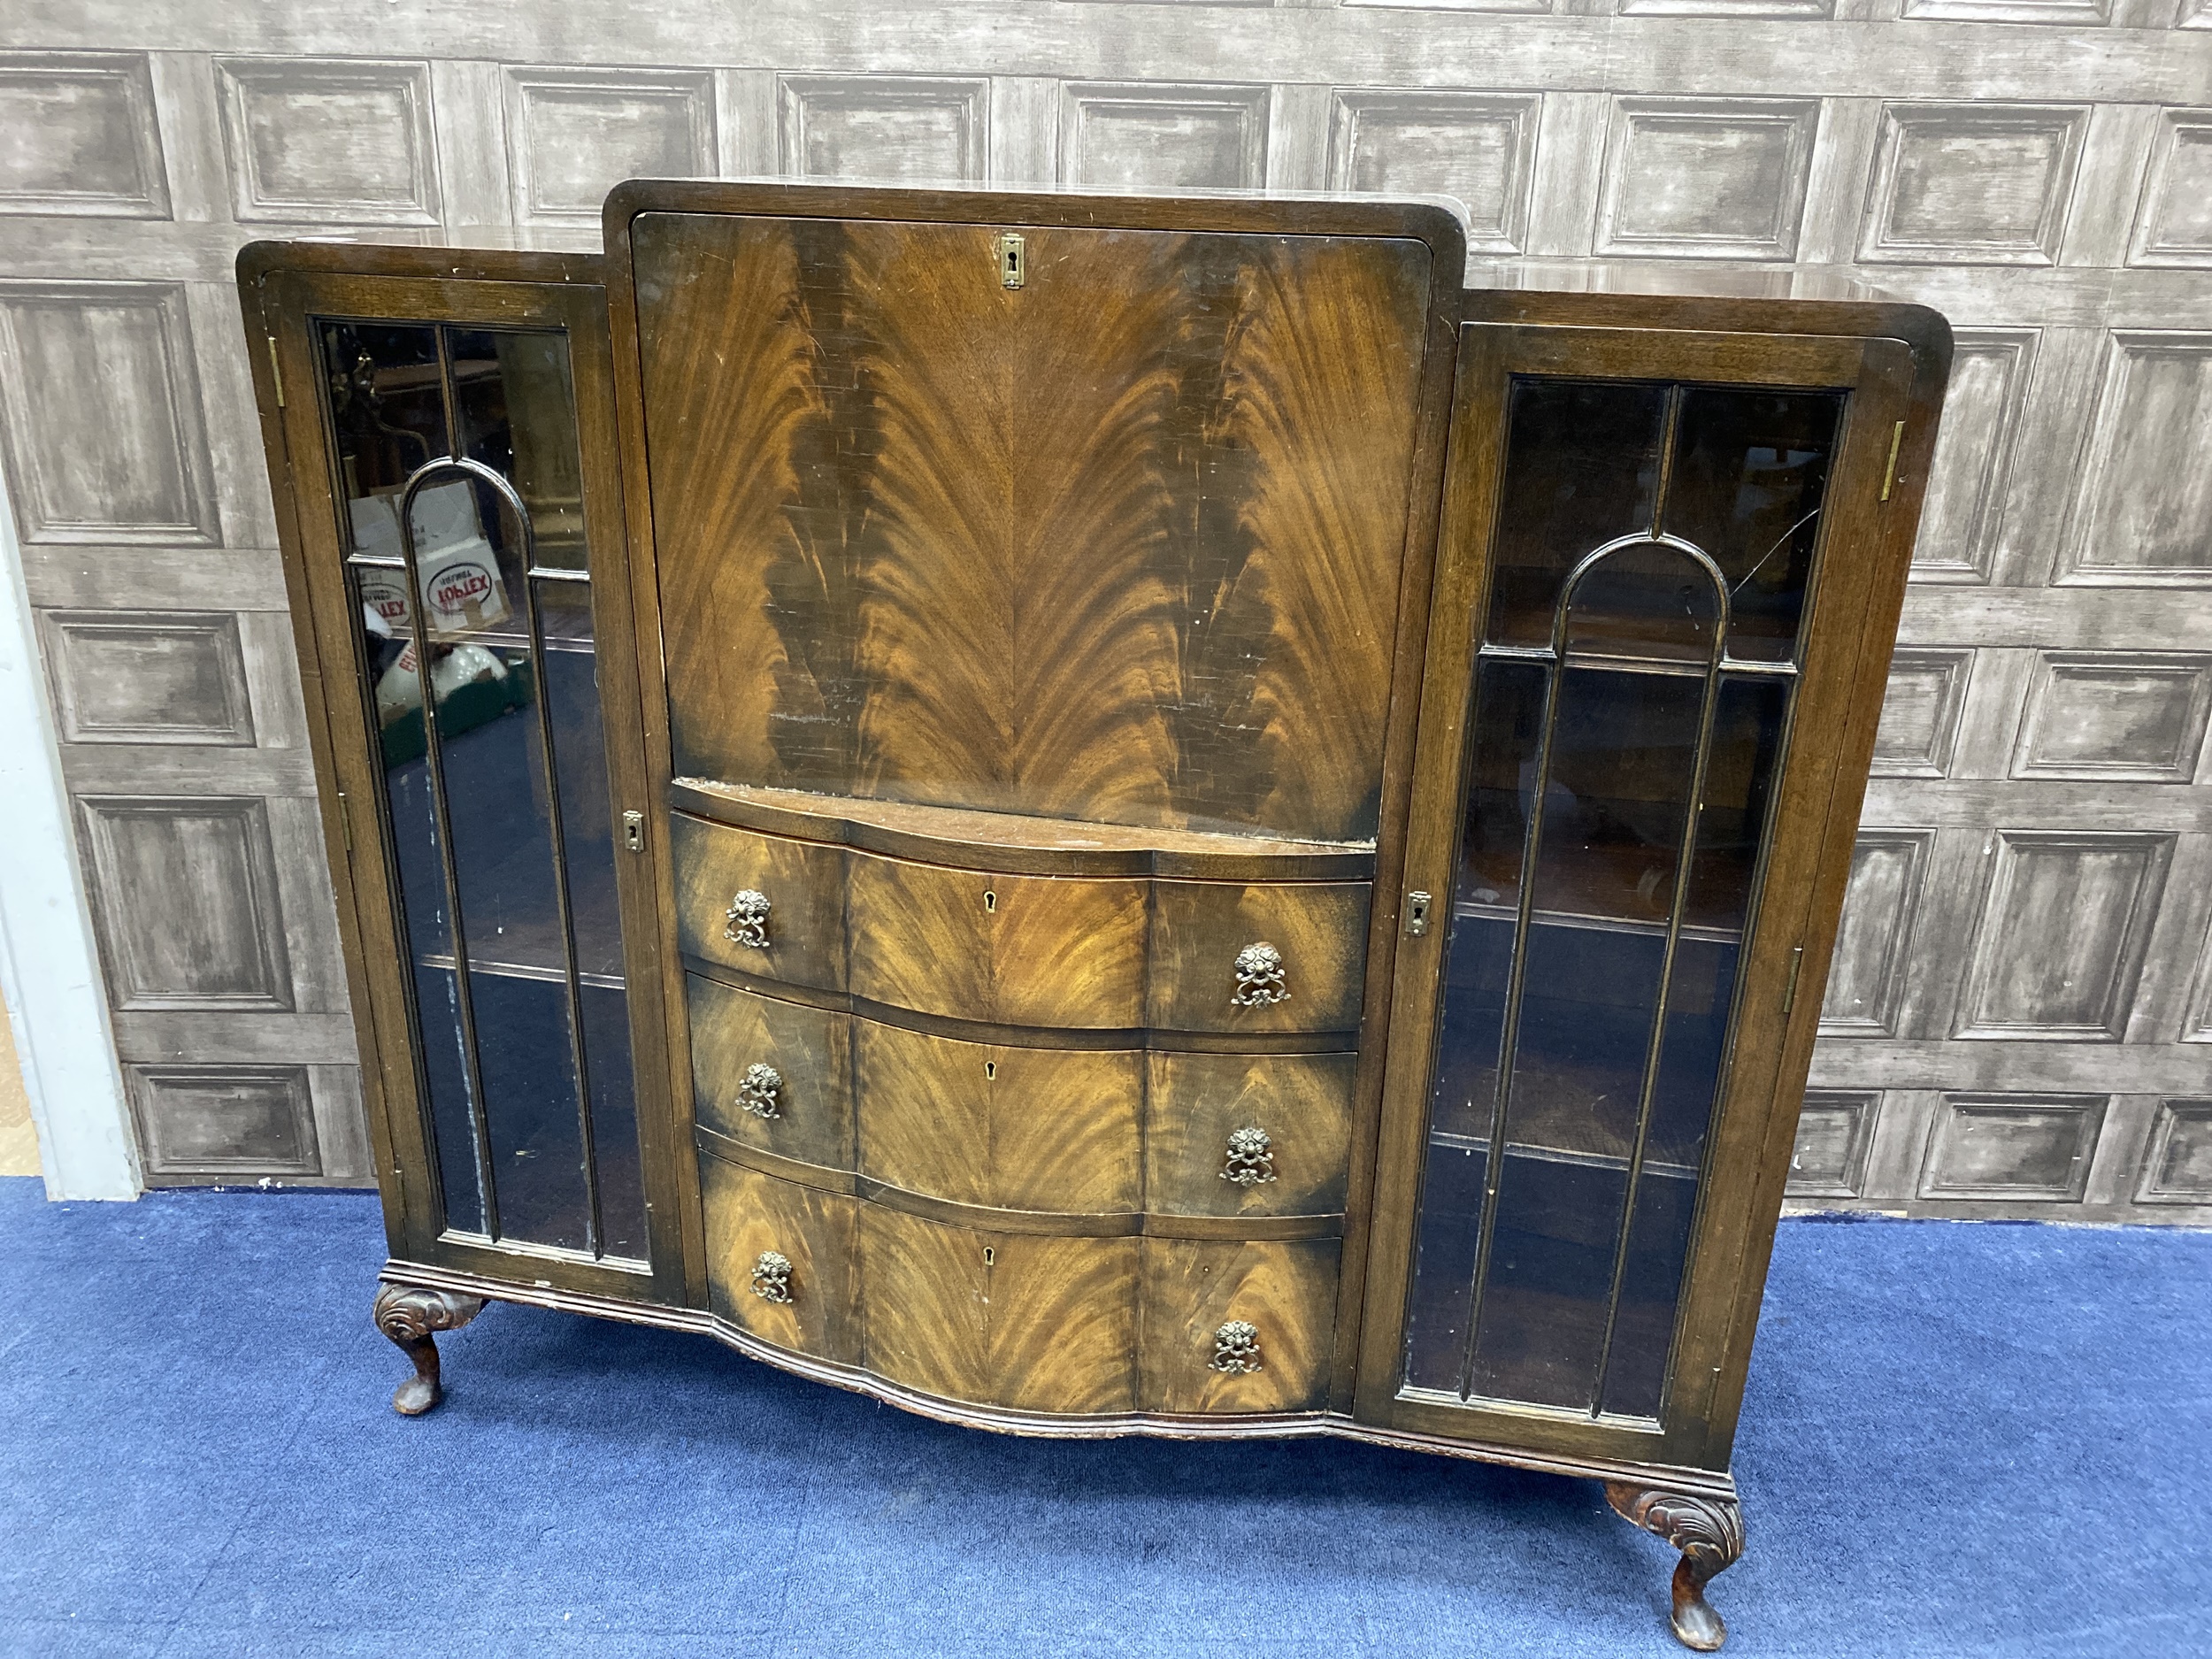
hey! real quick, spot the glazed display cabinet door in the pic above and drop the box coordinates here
[1360,324,1916,1471]
[255,267,683,1302]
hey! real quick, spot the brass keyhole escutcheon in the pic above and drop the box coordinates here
[984,1060,996,1081]
[995,232,1025,289]
[983,1246,995,1267]
[984,888,996,913]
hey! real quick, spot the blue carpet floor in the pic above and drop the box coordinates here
[1,1179,2205,1658]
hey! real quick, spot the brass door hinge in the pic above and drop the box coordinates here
[1780,944,1805,1015]
[267,335,285,408]
[1878,421,1905,502]
[335,791,352,854]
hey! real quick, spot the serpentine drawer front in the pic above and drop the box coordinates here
[672,810,1371,1036]
[252,184,1947,1654]
[672,815,847,991]
[687,976,1356,1220]
[700,1154,1339,1416]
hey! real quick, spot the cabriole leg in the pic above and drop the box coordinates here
[1605,1481,1746,1652]
[372,1285,486,1416]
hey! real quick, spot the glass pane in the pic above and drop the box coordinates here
[581,983,647,1259]
[1601,936,1739,1418]
[1563,540,1723,666]
[541,613,622,979]
[1662,389,1844,664]
[454,327,588,572]
[321,322,443,514]
[1401,659,1533,1394]
[542,591,648,1253]
[355,567,484,1235]
[1485,380,1667,649]
[1464,922,1659,1408]
[422,480,590,1253]
[1689,676,1790,934]
[1401,371,1821,1423]
[1596,677,1787,1417]
[320,318,648,1264]
[470,966,587,1249]
[1455,658,1545,920]
[1530,668,1703,927]
[1402,1134,1488,1393]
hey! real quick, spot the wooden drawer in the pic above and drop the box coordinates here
[687,976,853,1171]
[855,1020,1141,1213]
[1145,1051,1356,1218]
[671,813,847,990]
[860,1203,1141,1415]
[701,1156,862,1365]
[1148,881,1371,1033]
[847,853,1148,1028]
[1139,1237,1340,1414]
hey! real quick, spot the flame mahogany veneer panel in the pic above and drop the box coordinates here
[634,213,1433,844]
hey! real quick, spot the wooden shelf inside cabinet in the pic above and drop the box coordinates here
[668,780,1379,882]
[1454,901,1745,948]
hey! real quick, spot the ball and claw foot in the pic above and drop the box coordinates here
[373,1285,485,1416]
[1606,1481,1745,1652]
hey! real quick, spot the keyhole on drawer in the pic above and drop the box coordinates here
[984,888,996,913]
[983,1247,995,1267]
[984,1060,996,1081]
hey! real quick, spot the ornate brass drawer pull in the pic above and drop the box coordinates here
[750,1250,793,1303]
[1210,1320,1262,1374]
[725,888,772,949]
[1221,1125,1278,1187]
[1231,941,1287,1008]
[736,1063,783,1120]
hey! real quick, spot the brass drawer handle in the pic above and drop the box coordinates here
[750,1250,793,1303]
[1210,1320,1262,1374]
[1221,1125,1277,1187]
[725,888,772,949]
[1231,941,1287,1008]
[737,1063,783,1120]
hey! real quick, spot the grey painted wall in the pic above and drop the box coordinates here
[0,4,2206,1222]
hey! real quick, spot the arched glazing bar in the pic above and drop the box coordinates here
[396,454,604,1259]
[1452,531,1733,1410]
[1401,376,1842,1422]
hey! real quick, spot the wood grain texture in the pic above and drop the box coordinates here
[634,219,823,789]
[669,811,847,990]
[637,211,1431,843]
[860,1202,1141,1414]
[1145,1050,1356,1218]
[1148,880,1372,1033]
[1138,1237,1340,1413]
[1187,236,1429,841]
[685,974,853,1171]
[855,1018,1141,1212]
[846,852,1148,1027]
[699,1154,862,1363]
[666,780,1377,879]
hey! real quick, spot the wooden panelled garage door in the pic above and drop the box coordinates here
[0,6,2205,1219]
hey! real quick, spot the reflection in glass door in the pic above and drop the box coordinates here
[1402,379,1843,1421]
[319,320,647,1263]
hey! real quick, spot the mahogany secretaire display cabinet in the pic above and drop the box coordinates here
[239,182,1948,1650]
